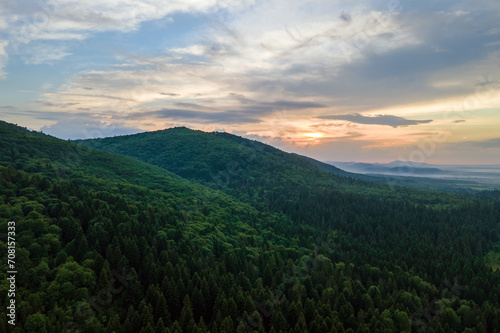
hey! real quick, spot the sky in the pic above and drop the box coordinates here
[0,0,500,164]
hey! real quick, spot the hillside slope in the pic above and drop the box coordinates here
[0,121,315,332]
[78,127,348,194]
[1,121,500,332]
[79,128,500,318]
[78,128,471,203]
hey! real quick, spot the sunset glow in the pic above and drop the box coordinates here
[0,0,499,164]
[305,133,324,139]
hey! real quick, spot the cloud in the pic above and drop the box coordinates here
[0,109,97,121]
[125,108,262,124]
[318,113,433,127]
[40,118,142,140]
[339,11,352,22]
[224,100,328,117]
[33,32,89,41]
[0,0,256,79]
[174,102,214,110]
[456,138,500,149]
[275,4,500,112]
[170,44,207,56]
[231,130,247,136]
[23,44,71,64]
[3,0,254,46]
[0,40,8,79]
[3,0,500,166]
[263,101,327,109]
[29,0,500,121]
[229,93,253,104]
[35,100,80,108]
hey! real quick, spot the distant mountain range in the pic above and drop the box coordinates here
[326,160,500,189]
[327,161,447,176]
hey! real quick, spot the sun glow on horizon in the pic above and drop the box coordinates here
[305,133,324,138]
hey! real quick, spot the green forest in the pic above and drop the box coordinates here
[1,120,499,332]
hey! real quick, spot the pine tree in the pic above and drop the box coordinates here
[105,314,121,333]
[141,303,154,329]
[155,318,167,333]
[96,259,111,292]
[155,293,171,325]
[140,323,155,333]
[271,310,289,332]
[219,316,234,333]
[179,295,194,329]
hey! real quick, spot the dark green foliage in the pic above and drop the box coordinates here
[0,120,499,332]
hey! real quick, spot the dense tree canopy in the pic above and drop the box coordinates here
[1,121,499,332]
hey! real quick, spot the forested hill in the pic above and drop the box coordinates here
[78,127,484,193]
[0,120,313,332]
[1,120,500,332]
[78,127,469,202]
[78,127,349,193]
